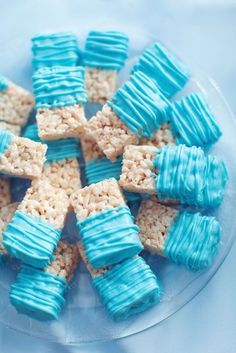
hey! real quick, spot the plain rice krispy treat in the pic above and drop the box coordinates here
[136,198,221,271]
[72,178,143,269]
[132,41,190,98]
[0,75,34,126]
[33,66,88,140]
[120,144,228,208]
[83,31,129,104]
[3,179,70,268]
[0,129,47,179]
[10,240,80,321]
[0,203,18,260]
[86,70,170,161]
[0,121,21,136]
[32,32,79,71]
[140,123,175,148]
[0,178,11,207]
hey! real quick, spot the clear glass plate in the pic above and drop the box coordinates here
[0,42,236,345]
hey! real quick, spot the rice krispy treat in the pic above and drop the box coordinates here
[0,203,18,259]
[0,121,21,136]
[0,130,47,179]
[86,70,170,161]
[136,198,221,271]
[83,31,129,104]
[132,41,190,98]
[72,178,143,269]
[140,123,175,148]
[80,134,104,163]
[10,240,80,321]
[120,144,228,208]
[3,179,70,268]
[32,32,79,71]
[0,75,34,126]
[0,178,11,207]
[33,66,88,140]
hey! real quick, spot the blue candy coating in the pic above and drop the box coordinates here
[10,265,67,321]
[0,74,8,91]
[93,256,163,321]
[108,70,171,138]
[83,31,129,70]
[3,211,62,268]
[0,129,13,156]
[33,66,87,109]
[164,211,221,271]
[132,42,190,98]
[77,206,143,269]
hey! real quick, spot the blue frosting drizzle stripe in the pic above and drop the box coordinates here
[10,265,67,321]
[93,256,163,321]
[171,93,222,147]
[164,211,221,271]
[33,66,88,108]
[85,157,140,202]
[3,211,62,268]
[132,42,190,98]
[108,71,171,138]
[83,31,129,70]
[0,74,8,91]
[32,32,79,71]
[77,205,143,269]
[153,144,228,208]
[0,129,13,156]
[23,124,80,162]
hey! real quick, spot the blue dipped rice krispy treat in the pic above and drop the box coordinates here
[120,144,228,208]
[0,129,47,179]
[33,66,88,141]
[10,240,80,321]
[86,70,171,161]
[78,242,163,321]
[83,30,129,104]
[0,74,34,127]
[136,198,221,271]
[32,32,79,71]
[72,178,143,269]
[3,179,70,268]
[132,41,190,98]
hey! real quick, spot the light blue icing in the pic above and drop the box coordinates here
[170,93,222,147]
[10,265,67,321]
[108,71,171,138]
[0,74,8,91]
[83,31,129,71]
[93,256,163,321]
[3,211,62,268]
[23,124,80,162]
[0,129,13,156]
[132,42,190,98]
[32,32,79,71]
[33,66,88,109]
[85,157,140,202]
[77,205,143,269]
[164,211,221,271]
[153,144,228,208]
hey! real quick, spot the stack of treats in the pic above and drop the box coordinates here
[0,30,228,322]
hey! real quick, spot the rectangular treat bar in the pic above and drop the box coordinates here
[3,179,70,268]
[0,76,34,126]
[0,121,21,136]
[0,203,18,258]
[119,145,156,194]
[0,178,11,207]
[0,130,47,179]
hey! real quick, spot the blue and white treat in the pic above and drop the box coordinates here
[137,199,221,271]
[32,32,79,71]
[83,31,129,104]
[10,240,80,321]
[3,179,70,268]
[33,66,88,141]
[78,242,163,321]
[132,41,190,99]
[72,178,143,269]
[86,70,171,161]
[120,144,228,208]
[0,74,34,127]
